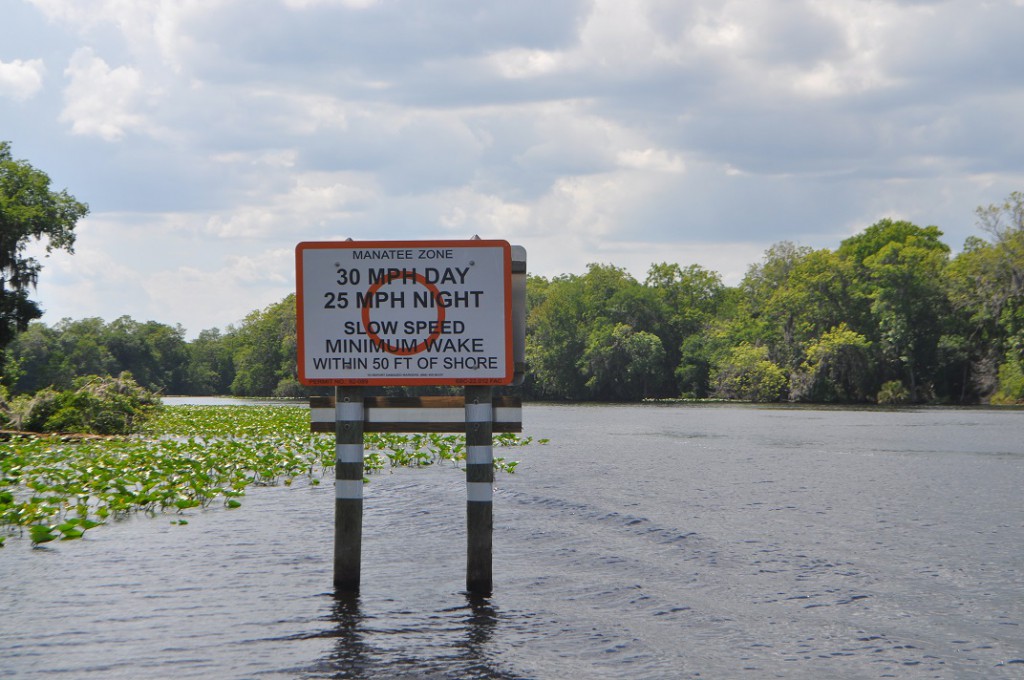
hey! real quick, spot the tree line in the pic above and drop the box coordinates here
[526,195,1024,404]
[1,192,1021,405]
[1,304,296,399]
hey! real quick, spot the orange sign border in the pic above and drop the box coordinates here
[295,239,514,386]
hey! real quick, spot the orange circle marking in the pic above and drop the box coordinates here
[361,270,446,355]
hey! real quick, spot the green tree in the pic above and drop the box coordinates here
[960,192,1024,401]
[2,321,66,392]
[673,286,744,398]
[53,317,116,382]
[877,379,910,405]
[527,272,594,399]
[947,236,1016,337]
[837,219,948,266]
[580,322,666,400]
[102,316,189,393]
[791,323,875,402]
[711,343,788,402]
[767,250,867,361]
[733,242,833,374]
[526,264,672,400]
[736,245,868,386]
[992,356,1024,403]
[526,265,627,399]
[675,330,728,398]
[229,295,298,396]
[645,262,726,395]
[862,233,950,400]
[183,327,235,395]
[525,274,551,319]
[838,219,951,401]
[0,142,89,350]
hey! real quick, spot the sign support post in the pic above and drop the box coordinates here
[296,238,525,596]
[464,385,494,595]
[334,386,365,592]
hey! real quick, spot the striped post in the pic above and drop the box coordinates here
[464,385,494,595]
[334,386,365,592]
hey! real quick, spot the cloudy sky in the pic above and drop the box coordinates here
[3,0,1023,337]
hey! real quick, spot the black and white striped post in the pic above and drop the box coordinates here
[334,386,365,592]
[464,385,494,595]
[311,392,521,594]
[297,239,526,595]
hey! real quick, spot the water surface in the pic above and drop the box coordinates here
[2,404,1022,678]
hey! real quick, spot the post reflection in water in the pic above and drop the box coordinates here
[451,594,503,679]
[303,592,514,680]
[321,592,370,679]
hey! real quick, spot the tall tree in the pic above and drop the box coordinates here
[0,142,89,350]
[711,343,788,402]
[229,295,298,396]
[839,220,951,400]
[580,322,666,400]
[951,191,1024,402]
[735,242,813,365]
[54,317,116,382]
[183,328,235,395]
[1,321,66,392]
[526,264,669,400]
[791,323,875,402]
[645,262,726,394]
[103,316,190,393]
[973,191,1024,349]
[746,247,867,374]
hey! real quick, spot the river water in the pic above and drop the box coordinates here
[2,403,1022,679]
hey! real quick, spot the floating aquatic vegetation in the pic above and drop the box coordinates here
[0,405,536,544]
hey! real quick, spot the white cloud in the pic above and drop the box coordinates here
[487,48,564,79]
[617,148,685,173]
[438,189,532,238]
[272,93,351,135]
[27,0,223,74]
[139,248,297,332]
[26,214,297,334]
[25,0,96,25]
[210,149,298,168]
[576,0,663,71]
[60,47,146,140]
[27,0,161,49]
[200,169,380,239]
[0,59,46,101]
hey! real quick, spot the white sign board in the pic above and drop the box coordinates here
[296,239,513,386]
